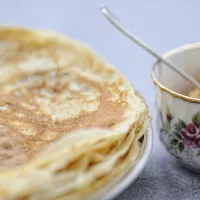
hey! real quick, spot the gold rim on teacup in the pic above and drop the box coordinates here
[152,42,200,103]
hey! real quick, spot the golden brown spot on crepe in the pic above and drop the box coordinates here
[0,69,127,169]
[0,125,29,170]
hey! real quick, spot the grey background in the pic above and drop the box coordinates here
[1,0,200,199]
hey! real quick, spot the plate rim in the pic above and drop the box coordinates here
[104,127,153,200]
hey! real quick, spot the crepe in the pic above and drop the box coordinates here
[0,27,151,200]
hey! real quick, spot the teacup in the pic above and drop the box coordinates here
[152,43,200,173]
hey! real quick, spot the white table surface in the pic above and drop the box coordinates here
[1,0,200,199]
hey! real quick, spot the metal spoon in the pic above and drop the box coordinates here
[99,4,200,90]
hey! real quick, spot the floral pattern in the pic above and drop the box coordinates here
[160,106,200,156]
[181,123,200,148]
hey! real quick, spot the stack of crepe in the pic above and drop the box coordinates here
[0,27,151,200]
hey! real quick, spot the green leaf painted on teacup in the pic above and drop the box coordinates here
[160,123,170,135]
[192,112,200,128]
[178,142,184,152]
[177,119,186,129]
[196,150,200,156]
[173,131,183,141]
[170,138,178,146]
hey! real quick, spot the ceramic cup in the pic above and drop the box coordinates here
[152,43,200,173]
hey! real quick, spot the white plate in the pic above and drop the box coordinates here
[104,127,153,200]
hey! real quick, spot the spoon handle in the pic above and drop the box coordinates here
[100,4,200,90]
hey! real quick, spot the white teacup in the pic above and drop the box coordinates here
[152,43,200,173]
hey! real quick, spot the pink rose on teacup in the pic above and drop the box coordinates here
[181,123,200,148]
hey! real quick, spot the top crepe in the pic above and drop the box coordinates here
[0,27,151,200]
